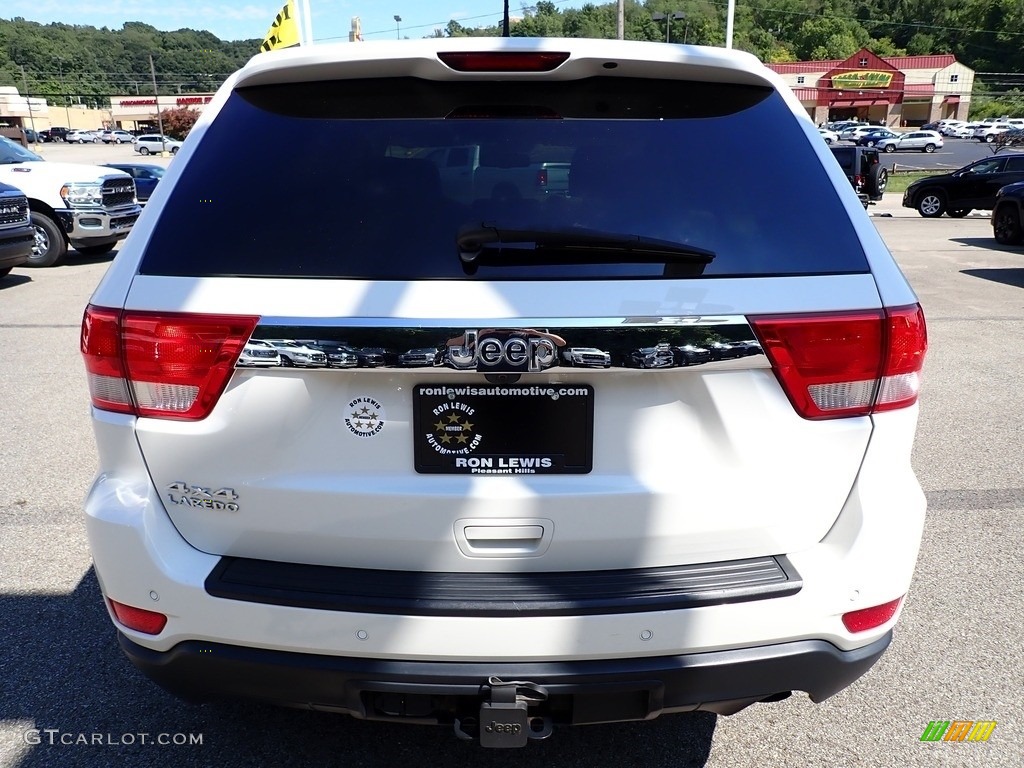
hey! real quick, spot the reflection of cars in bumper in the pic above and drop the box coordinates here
[296,340,360,368]
[263,339,328,367]
[562,347,611,368]
[733,340,764,356]
[361,348,395,366]
[353,350,384,367]
[238,340,281,367]
[324,351,358,368]
[626,347,675,368]
[397,348,440,367]
[707,342,745,360]
[673,344,712,365]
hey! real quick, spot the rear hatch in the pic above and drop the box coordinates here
[96,50,917,574]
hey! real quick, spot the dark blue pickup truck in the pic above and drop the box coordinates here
[0,181,34,277]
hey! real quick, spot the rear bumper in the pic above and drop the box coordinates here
[119,631,892,722]
[85,406,925,712]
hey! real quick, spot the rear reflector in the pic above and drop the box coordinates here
[108,599,167,635]
[842,596,903,633]
[82,305,259,421]
[750,304,926,419]
[438,52,569,72]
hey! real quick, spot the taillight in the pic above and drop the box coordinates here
[438,52,569,72]
[108,599,167,635]
[537,169,549,187]
[842,596,903,633]
[750,304,926,419]
[81,305,259,421]
[81,306,133,414]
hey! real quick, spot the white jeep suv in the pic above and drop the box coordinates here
[81,38,928,748]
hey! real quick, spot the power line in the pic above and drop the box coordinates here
[314,0,581,42]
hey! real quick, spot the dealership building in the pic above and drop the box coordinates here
[0,87,215,134]
[108,94,214,131]
[768,47,975,127]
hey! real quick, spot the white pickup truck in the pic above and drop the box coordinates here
[0,135,141,266]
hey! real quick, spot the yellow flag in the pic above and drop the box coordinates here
[260,0,301,52]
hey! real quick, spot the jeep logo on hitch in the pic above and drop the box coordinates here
[446,329,564,373]
[484,721,522,735]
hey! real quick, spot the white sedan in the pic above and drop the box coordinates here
[875,130,944,153]
[817,128,840,144]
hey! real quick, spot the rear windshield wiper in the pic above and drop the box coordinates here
[456,224,715,276]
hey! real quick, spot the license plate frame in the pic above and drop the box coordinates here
[413,384,594,475]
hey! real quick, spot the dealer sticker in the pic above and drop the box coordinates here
[345,396,385,438]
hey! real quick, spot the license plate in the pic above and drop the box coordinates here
[413,384,594,474]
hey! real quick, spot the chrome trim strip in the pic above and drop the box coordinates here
[242,317,770,373]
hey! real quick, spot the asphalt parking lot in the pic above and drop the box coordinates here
[0,149,1021,766]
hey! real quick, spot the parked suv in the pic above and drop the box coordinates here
[874,130,943,153]
[134,134,183,155]
[902,154,1024,218]
[101,130,136,144]
[39,127,69,142]
[81,39,928,748]
[829,145,888,207]
[991,181,1024,245]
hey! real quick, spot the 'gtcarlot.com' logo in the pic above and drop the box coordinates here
[23,730,204,746]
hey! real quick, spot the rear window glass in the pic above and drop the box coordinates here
[139,77,868,279]
[830,147,855,173]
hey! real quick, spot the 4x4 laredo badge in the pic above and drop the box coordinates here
[166,483,239,511]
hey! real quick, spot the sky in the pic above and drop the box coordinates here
[2,0,593,45]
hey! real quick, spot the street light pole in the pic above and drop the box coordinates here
[726,0,736,48]
[651,11,685,44]
[394,15,401,39]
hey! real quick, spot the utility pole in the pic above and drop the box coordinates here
[617,0,624,40]
[149,54,166,152]
[19,65,39,146]
[53,57,72,128]
[503,0,510,37]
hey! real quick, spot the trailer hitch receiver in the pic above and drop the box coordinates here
[456,676,553,748]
